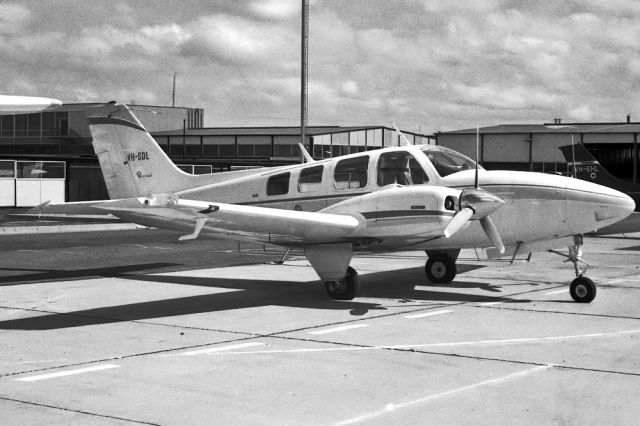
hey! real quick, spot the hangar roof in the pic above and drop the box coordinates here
[439,122,640,135]
[155,125,429,137]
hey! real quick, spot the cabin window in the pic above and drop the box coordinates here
[377,151,429,186]
[298,165,323,193]
[334,156,369,190]
[266,172,290,195]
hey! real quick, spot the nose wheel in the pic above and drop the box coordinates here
[325,266,359,300]
[551,235,597,303]
[570,276,597,303]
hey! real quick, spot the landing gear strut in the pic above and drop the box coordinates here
[325,266,359,300]
[566,235,596,303]
[425,250,459,284]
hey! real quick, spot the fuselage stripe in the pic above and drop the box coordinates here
[362,210,454,220]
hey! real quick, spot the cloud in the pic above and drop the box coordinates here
[0,3,31,34]
[569,105,593,121]
[341,81,359,96]
[1,1,638,130]
[452,83,562,110]
[421,0,502,13]
[180,14,296,65]
[250,0,299,19]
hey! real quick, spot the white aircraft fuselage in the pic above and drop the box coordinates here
[152,145,632,253]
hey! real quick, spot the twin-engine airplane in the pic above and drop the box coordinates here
[37,102,634,303]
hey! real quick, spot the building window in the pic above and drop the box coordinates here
[298,165,323,192]
[1,115,13,137]
[0,160,14,177]
[334,156,369,190]
[16,161,65,179]
[55,112,68,136]
[267,172,290,195]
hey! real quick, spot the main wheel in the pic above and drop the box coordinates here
[570,276,597,303]
[425,254,457,284]
[325,266,359,300]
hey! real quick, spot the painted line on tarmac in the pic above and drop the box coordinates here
[403,309,453,319]
[168,342,265,357]
[204,329,640,356]
[388,329,640,349]
[309,324,370,335]
[545,289,567,295]
[480,301,504,306]
[333,365,551,425]
[16,364,119,382]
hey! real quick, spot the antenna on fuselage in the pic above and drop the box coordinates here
[298,142,315,163]
[443,123,506,254]
[570,134,576,178]
[475,125,480,188]
[392,121,411,146]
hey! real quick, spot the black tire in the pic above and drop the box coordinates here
[570,276,597,303]
[425,254,457,284]
[325,266,359,300]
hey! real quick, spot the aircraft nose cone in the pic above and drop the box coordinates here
[594,190,635,223]
[615,192,635,217]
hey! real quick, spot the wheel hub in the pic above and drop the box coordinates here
[431,262,446,279]
[327,281,346,294]
[575,284,588,298]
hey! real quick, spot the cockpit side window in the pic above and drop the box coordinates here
[266,172,290,195]
[377,151,429,186]
[420,146,479,177]
[334,156,369,190]
[298,165,323,193]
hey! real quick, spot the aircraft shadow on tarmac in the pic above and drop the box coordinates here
[0,264,531,331]
[0,263,180,286]
[615,244,640,251]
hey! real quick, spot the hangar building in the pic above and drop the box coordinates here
[0,103,433,206]
[435,120,640,183]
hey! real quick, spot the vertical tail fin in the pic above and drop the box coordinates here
[559,143,640,210]
[87,102,196,199]
[559,143,630,187]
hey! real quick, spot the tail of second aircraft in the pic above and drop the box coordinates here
[87,102,259,199]
[559,143,640,210]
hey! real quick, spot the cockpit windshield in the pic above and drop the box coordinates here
[419,146,481,177]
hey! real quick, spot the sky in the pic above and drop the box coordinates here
[1,0,639,133]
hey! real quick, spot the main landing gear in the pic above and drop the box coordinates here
[424,250,460,284]
[324,266,360,300]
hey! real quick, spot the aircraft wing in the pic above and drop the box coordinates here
[31,185,506,249]
[35,196,364,245]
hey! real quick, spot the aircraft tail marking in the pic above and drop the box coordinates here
[86,102,202,199]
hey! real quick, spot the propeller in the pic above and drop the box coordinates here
[443,188,505,253]
[443,125,506,254]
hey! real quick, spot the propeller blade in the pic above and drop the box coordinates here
[444,207,474,238]
[480,216,505,254]
[459,188,505,218]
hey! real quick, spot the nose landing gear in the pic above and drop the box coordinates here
[552,235,597,303]
[567,238,596,303]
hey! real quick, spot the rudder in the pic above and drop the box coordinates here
[87,102,196,199]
